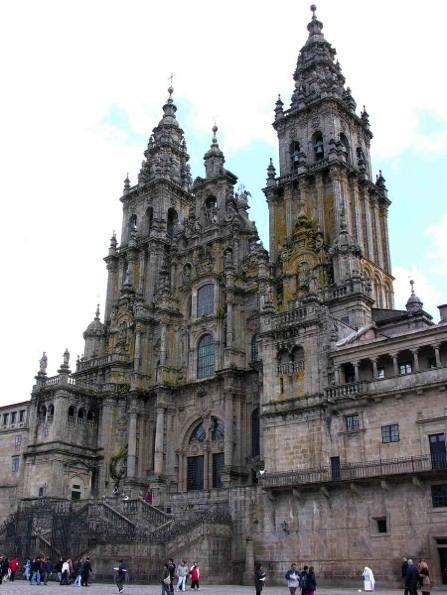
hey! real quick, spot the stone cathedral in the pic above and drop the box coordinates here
[2,6,447,587]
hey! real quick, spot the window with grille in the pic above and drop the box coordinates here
[212,453,224,489]
[251,334,260,362]
[197,335,215,378]
[190,422,206,443]
[211,417,224,441]
[197,284,214,317]
[399,362,412,375]
[345,415,360,432]
[432,484,447,508]
[15,435,22,449]
[11,456,20,472]
[187,455,204,491]
[381,424,400,443]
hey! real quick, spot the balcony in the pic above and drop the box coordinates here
[261,454,446,491]
[325,380,370,400]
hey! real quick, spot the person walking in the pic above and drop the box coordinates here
[402,558,409,595]
[9,557,19,582]
[405,559,420,595]
[419,560,432,595]
[254,563,266,595]
[80,557,93,587]
[285,562,301,595]
[55,558,63,583]
[43,558,53,585]
[176,559,188,592]
[73,559,83,587]
[61,559,71,585]
[31,557,41,585]
[161,562,171,595]
[0,556,9,584]
[190,562,200,590]
[362,566,375,592]
[23,558,31,582]
[167,558,176,595]
[304,566,317,595]
[113,559,127,594]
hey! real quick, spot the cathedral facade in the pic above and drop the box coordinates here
[2,6,447,587]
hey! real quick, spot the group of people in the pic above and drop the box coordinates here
[1,555,93,586]
[402,557,432,595]
[255,562,317,595]
[159,559,201,595]
[0,556,19,583]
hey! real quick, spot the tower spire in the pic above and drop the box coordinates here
[204,123,225,179]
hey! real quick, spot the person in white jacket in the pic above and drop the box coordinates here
[362,566,375,591]
[176,560,189,592]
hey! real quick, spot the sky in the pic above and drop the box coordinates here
[0,0,446,406]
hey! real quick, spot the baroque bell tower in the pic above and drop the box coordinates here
[265,5,394,329]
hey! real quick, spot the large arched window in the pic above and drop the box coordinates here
[197,284,214,317]
[313,132,324,161]
[145,206,153,235]
[197,335,215,379]
[167,208,178,239]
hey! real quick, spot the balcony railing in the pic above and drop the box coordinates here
[325,381,370,400]
[262,454,446,489]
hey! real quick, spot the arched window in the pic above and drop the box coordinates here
[47,404,54,422]
[190,422,206,443]
[340,134,350,163]
[313,132,324,161]
[39,405,47,422]
[251,334,261,362]
[197,284,214,317]
[78,408,86,422]
[167,208,178,238]
[128,214,137,234]
[251,408,260,458]
[289,141,301,170]
[145,207,153,234]
[87,410,94,422]
[197,334,215,378]
[68,406,76,425]
[211,417,224,441]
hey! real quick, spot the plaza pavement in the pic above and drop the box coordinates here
[2,582,447,595]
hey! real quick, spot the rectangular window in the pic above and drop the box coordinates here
[15,435,22,448]
[2,413,9,426]
[10,412,17,425]
[212,453,224,489]
[38,487,45,497]
[19,410,26,423]
[197,284,214,317]
[11,456,20,472]
[399,362,412,375]
[429,357,437,369]
[382,424,400,443]
[432,484,447,508]
[71,490,81,500]
[375,517,388,533]
[377,367,385,379]
[330,456,341,481]
[345,415,360,432]
[187,455,204,491]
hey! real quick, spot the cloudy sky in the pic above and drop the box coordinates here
[0,0,446,406]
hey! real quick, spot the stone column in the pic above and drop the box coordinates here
[138,249,146,294]
[391,354,399,376]
[381,206,392,274]
[127,400,138,479]
[160,323,167,366]
[315,173,325,234]
[104,259,118,321]
[134,326,142,372]
[434,345,442,368]
[412,348,420,372]
[334,365,341,385]
[98,396,115,493]
[371,357,378,379]
[224,391,233,470]
[330,167,343,233]
[154,405,166,476]
[353,361,360,383]
[243,537,255,585]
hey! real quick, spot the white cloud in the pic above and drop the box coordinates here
[426,213,447,275]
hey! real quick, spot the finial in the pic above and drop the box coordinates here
[95,304,100,320]
[123,173,130,195]
[168,73,175,98]
[310,4,317,19]
[212,122,218,143]
[39,352,48,376]
[410,279,415,295]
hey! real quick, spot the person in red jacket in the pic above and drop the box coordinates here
[9,558,19,581]
[190,562,200,590]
